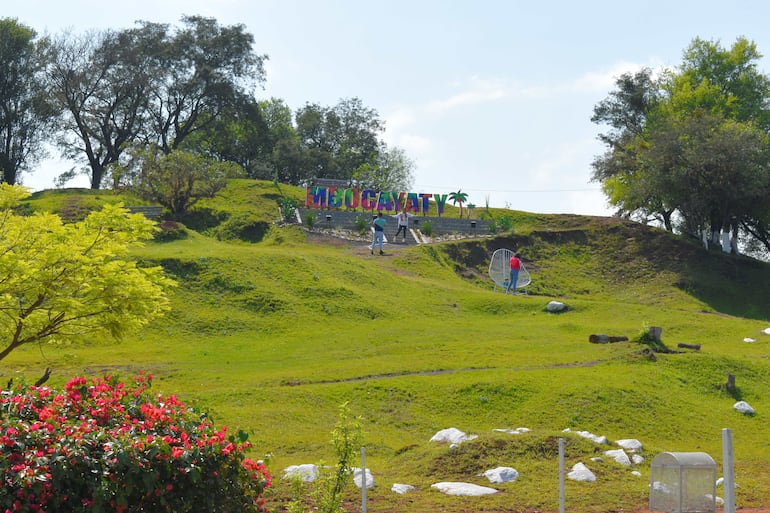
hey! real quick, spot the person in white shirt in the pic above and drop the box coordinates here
[393,209,413,243]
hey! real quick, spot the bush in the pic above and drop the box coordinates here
[0,374,271,513]
[498,215,514,232]
[154,220,189,242]
[213,213,270,242]
[421,221,433,237]
[304,212,316,230]
[353,215,370,235]
[278,197,298,222]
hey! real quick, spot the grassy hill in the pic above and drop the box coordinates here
[7,179,770,512]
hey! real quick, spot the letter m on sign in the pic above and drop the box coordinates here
[306,186,328,207]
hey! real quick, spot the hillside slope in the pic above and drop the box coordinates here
[9,180,770,513]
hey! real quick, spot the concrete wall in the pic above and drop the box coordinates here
[297,208,490,236]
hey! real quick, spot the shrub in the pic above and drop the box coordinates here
[154,220,189,242]
[0,374,271,513]
[353,215,370,235]
[304,212,316,230]
[634,326,672,353]
[278,197,298,222]
[498,215,514,232]
[214,213,270,242]
[487,217,498,234]
[287,403,362,513]
[421,221,433,237]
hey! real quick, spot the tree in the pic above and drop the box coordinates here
[0,18,56,185]
[295,97,384,184]
[0,184,175,362]
[261,98,303,184]
[181,93,274,179]
[43,28,154,189]
[43,16,267,189]
[141,16,267,154]
[352,143,415,191]
[127,147,240,218]
[448,189,469,218]
[591,37,770,254]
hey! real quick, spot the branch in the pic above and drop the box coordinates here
[34,368,52,387]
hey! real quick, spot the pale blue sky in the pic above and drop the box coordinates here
[6,0,770,215]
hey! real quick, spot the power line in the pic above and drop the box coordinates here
[412,185,601,193]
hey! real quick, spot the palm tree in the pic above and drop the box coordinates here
[448,189,469,218]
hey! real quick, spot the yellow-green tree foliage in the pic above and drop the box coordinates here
[0,184,175,361]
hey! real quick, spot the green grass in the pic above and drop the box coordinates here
[5,179,770,512]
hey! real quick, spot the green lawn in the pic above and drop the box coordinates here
[6,179,770,512]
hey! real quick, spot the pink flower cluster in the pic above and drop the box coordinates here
[0,373,271,512]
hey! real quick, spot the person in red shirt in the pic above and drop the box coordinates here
[506,253,521,295]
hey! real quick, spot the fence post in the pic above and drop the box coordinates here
[361,446,367,513]
[722,428,735,513]
[559,438,565,513]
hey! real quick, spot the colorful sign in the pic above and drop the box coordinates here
[306,186,448,215]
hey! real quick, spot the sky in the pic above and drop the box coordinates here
[5,0,770,216]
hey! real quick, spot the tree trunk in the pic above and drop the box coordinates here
[91,163,104,189]
[730,218,739,254]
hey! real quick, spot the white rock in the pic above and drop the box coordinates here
[652,481,674,495]
[546,301,567,312]
[572,430,608,444]
[431,482,498,496]
[706,494,725,506]
[353,467,374,489]
[430,428,478,444]
[632,454,645,465]
[763,328,770,335]
[716,477,739,488]
[493,427,530,434]
[744,338,756,342]
[567,462,596,482]
[590,457,604,462]
[631,471,642,477]
[734,401,755,414]
[616,439,643,452]
[604,449,632,466]
[391,483,415,494]
[483,467,519,484]
[283,464,319,482]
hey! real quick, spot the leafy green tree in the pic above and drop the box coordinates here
[352,144,414,191]
[140,16,267,154]
[126,147,240,218]
[591,37,770,254]
[0,184,175,362]
[262,98,303,184]
[0,18,56,185]
[295,98,383,184]
[181,93,274,179]
[448,189,469,218]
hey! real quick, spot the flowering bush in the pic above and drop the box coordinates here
[0,373,271,512]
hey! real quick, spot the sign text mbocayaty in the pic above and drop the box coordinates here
[306,186,449,215]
